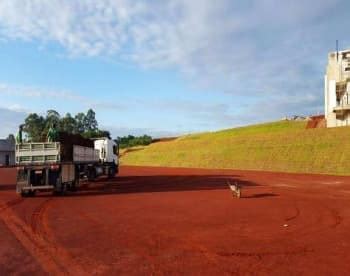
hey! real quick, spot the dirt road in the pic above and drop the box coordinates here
[1,166,350,275]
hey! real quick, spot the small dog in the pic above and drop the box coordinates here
[228,181,241,198]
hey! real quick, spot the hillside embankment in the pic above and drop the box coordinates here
[121,120,350,175]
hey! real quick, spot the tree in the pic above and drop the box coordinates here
[18,109,111,142]
[45,110,61,130]
[116,134,152,149]
[60,113,76,133]
[74,112,86,134]
[7,134,15,144]
[23,113,46,142]
[83,109,98,132]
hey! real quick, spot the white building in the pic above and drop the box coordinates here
[325,49,350,127]
[0,139,15,166]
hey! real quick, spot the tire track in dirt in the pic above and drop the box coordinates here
[181,235,313,274]
[0,197,25,212]
[0,197,88,275]
[29,198,93,275]
[0,198,64,274]
[328,208,343,228]
[217,247,314,260]
[181,200,309,268]
[297,204,343,234]
[285,203,300,222]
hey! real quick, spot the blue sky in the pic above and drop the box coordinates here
[0,0,349,138]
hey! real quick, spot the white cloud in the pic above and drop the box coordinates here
[0,1,342,69]
[0,82,123,110]
[0,107,27,137]
[0,82,84,100]
[6,104,31,113]
[0,0,348,123]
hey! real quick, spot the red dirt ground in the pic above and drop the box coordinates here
[1,166,350,275]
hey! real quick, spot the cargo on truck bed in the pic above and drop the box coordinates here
[57,132,94,147]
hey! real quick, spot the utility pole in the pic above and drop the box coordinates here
[336,40,339,62]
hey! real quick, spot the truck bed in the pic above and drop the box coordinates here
[16,142,100,165]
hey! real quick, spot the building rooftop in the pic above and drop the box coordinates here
[329,48,350,59]
[0,139,15,151]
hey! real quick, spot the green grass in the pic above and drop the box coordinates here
[121,120,350,175]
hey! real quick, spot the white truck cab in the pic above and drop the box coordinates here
[94,138,119,165]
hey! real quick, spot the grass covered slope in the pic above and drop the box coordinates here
[121,121,350,175]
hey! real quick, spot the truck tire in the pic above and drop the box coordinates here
[53,177,66,196]
[21,190,36,197]
[21,190,30,197]
[53,184,66,196]
[61,183,67,195]
[107,167,115,178]
[70,181,78,192]
[88,168,96,181]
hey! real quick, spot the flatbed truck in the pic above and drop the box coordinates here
[15,137,119,196]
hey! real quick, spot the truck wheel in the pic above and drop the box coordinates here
[70,181,77,192]
[53,178,66,196]
[21,190,29,197]
[21,190,35,197]
[61,183,67,195]
[88,169,96,181]
[107,166,116,179]
[53,184,66,196]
